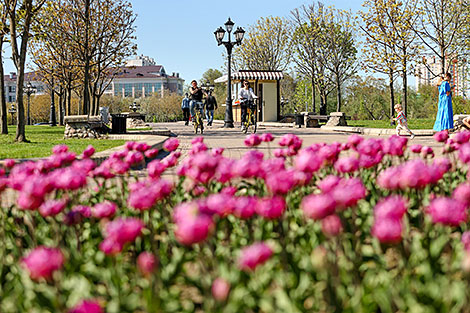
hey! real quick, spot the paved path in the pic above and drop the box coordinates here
[150,122,442,160]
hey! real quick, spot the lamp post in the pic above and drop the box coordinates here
[214,18,245,128]
[24,82,36,125]
[8,104,16,125]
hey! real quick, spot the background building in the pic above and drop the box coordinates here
[415,55,470,99]
[104,55,184,98]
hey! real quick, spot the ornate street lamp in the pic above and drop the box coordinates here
[214,18,245,128]
[24,82,36,125]
[8,103,16,125]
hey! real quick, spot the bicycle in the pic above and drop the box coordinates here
[243,100,257,134]
[193,103,204,134]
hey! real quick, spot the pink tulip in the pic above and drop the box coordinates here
[105,217,144,244]
[273,148,287,158]
[99,238,124,256]
[348,134,364,148]
[125,141,137,151]
[52,144,69,154]
[358,152,383,169]
[427,197,467,226]
[434,130,449,142]
[215,158,235,183]
[233,196,257,219]
[279,134,302,151]
[301,193,336,220]
[211,147,225,156]
[92,201,117,219]
[173,202,214,245]
[238,242,273,271]
[205,193,236,217]
[147,159,167,179]
[462,232,470,251]
[321,214,343,237]
[334,156,359,173]
[22,246,64,280]
[212,278,231,301]
[135,142,151,152]
[383,135,407,156]
[163,138,179,152]
[356,138,382,156]
[191,136,204,145]
[317,175,341,193]
[3,158,16,168]
[72,205,92,218]
[318,144,341,164]
[421,146,434,158]
[372,218,403,244]
[260,133,274,142]
[69,300,103,313]
[454,131,470,144]
[409,144,423,153]
[399,160,432,189]
[51,168,87,191]
[377,166,402,190]
[453,183,470,206]
[256,196,286,219]
[81,145,96,158]
[144,148,159,159]
[39,199,68,217]
[330,178,367,210]
[294,149,322,173]
[459,143,470,164]
[244,134,262,147]
[265,170,296,195]
[137,252,157,276]
[374,196,407,220]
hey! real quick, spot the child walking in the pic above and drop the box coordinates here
[394,104,415,139]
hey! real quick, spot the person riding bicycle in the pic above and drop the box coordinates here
[238,80,258,131]
[189,80,207,123]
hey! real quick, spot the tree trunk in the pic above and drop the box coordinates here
[402,67,408,118]
[0,40,7,134]
[82,0,91,115]
[336,73,342,112]
[311,76,316,113]
[67,86,72,115]
[389,69,395,122]
[58,89,64,126]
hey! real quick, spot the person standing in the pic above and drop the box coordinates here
[204,90,218,126]
[238,80,258,131]
[433,73,454,132]
[181,93,190,125]
[189,80,206,123]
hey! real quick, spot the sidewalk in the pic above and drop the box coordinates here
[321,125,435,136]
[213,119,434,136]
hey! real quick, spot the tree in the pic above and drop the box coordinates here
[0,3,9,134]
[200,68,225,105]
[413,0,467,76]
[318,8,357,112]
[7,0,46,142]
[360,0,401,122]
[291,3,352,114]
[360,0,421,118]
[30,0,136,118]
[231,16,292,71]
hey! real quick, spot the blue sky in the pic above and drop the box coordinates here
[4,0,365,84]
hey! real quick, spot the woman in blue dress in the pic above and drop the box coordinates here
[433,73,454,132]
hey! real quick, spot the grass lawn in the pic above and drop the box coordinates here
[348,119,435,130]
[0,125,126,159]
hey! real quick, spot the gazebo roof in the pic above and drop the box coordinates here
[214,70,284,83]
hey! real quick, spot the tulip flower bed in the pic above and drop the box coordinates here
[2,131,470,312]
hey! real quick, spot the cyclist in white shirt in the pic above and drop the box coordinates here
[238,80,258,130]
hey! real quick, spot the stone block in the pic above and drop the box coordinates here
[326,112,347,127]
